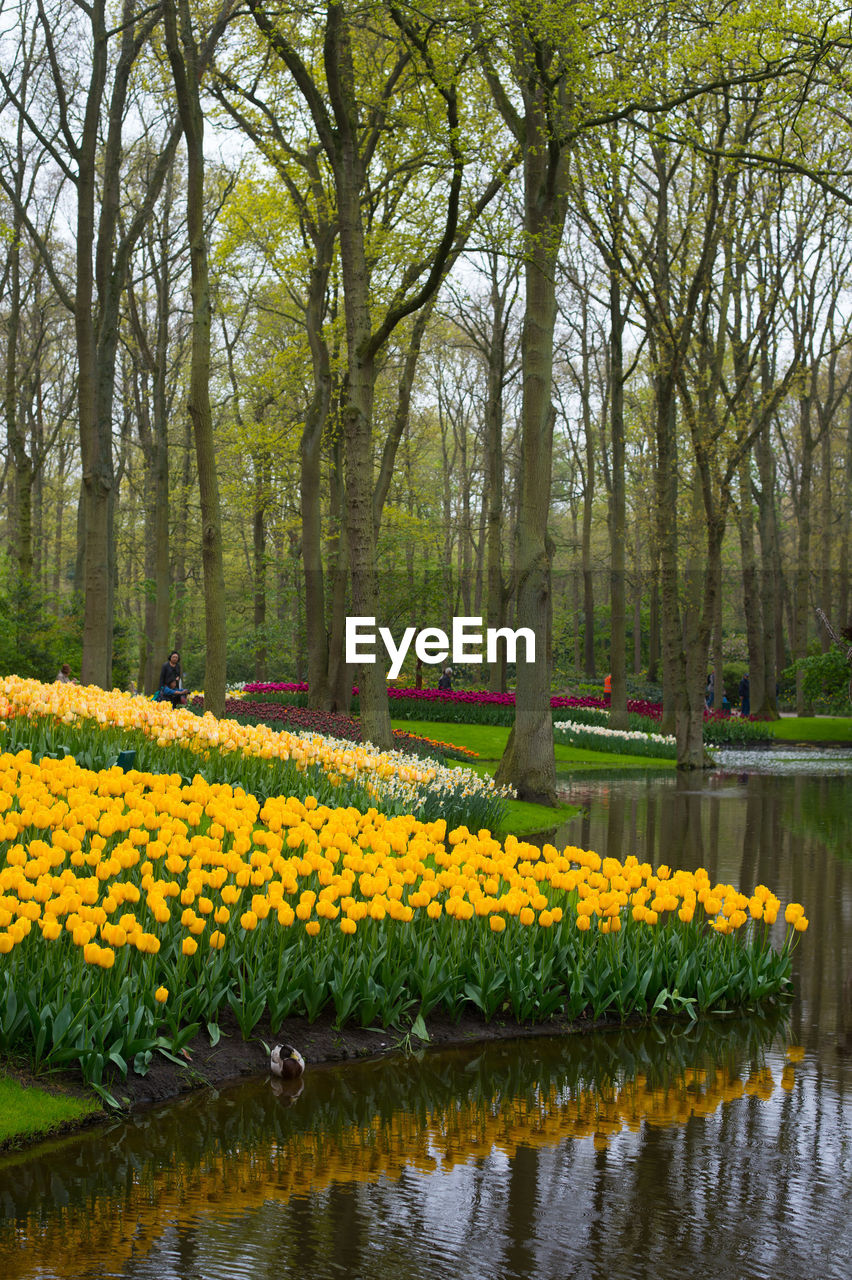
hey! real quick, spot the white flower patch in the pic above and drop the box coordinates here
[290,729,517,808]
[553,720,676,747]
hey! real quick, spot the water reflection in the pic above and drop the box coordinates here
[0,1012,821,1280]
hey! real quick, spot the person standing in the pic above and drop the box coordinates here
[159,650,182,690]
[438,666,453,691]
[739,672,750,717]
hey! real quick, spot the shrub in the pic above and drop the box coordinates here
[784,648,851,714]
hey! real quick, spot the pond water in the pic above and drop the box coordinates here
[1,760,851,1280]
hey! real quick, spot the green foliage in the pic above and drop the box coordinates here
[723,662,749,706]
[785,648,851,714]
[703,716,769,745]
[0,572,82,684]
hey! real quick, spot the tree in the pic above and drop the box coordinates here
[480,2,576,803]
[0,0,182,686]
[162,0,236,717]
[125,156,190,692]
[237,1,509,745]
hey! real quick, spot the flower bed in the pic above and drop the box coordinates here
[0,678,509,832]
[553,720,677,760]
[0,748,806,1089]
[242,682,663,726]
[191,698,479,763]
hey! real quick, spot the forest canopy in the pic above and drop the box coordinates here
[1,0,851,785]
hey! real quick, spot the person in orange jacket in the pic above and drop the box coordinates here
[604,673,612,695]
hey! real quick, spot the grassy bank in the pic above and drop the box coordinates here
[0,1075,100,1149]
[767,717,852,743]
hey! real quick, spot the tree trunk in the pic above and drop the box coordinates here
[839,395,852,627]
[327,7,390,747]
[572,511,582,671]
[53,446,67,601]
[327,432,352,712]
[77,4,113,687]
[819,426,833,647]
[5,198,34,586]
[164,0,229,717]
[647,557,660,684]
[494,88,564,802]
[301,233,335,709]
[172,417,193,654]
[793,395,814,716]
[738,452,766,714]
[655,379,678,737]
[135,263,172,695]
[150,197,173,692]
[608,267,628,730]
[581,433,596,678]
[253,446,269,681]
[711,584,724,711]
[756,417,779,716]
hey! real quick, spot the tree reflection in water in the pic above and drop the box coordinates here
[0,1010,819,1280]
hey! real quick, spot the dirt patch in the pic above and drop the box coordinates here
[7,1008,605,1120]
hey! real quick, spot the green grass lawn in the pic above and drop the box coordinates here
[0,1075,100,1147]
[396,718,676,769]
[768,717,852,743]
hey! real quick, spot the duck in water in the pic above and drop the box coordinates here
[270,1043,305,1079]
